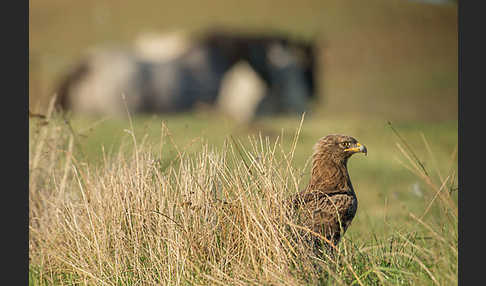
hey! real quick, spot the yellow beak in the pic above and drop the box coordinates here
[345,142,367,156]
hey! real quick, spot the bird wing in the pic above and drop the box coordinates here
[292,190,357,243]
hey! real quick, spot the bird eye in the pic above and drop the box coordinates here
[341,142,350,148]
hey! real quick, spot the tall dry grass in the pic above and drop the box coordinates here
[29,106,457,285]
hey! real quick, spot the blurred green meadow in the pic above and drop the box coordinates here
[29,0,457,284]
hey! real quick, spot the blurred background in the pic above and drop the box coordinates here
[29,0,457,121]
[29,0,457,232]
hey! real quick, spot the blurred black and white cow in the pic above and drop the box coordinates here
[56,29,318,120]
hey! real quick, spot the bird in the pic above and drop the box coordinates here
[290,134,367,254]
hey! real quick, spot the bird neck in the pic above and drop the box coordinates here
[307,153,353,193]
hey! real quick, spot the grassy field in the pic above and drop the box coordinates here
[29,0,457,284]
[29,108,457,285]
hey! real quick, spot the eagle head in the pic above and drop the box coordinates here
[313,134,367,164]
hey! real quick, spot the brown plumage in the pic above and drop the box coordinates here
[291,134,367,253]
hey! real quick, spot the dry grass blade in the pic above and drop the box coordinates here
[121,93,140,177]
[420,132,443,182]
[29,94,57,191]
[388,121,429,177]
[395,142,458,219]
[420,173,451,220]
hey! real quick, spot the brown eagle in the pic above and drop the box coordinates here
[291,134,367,253]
